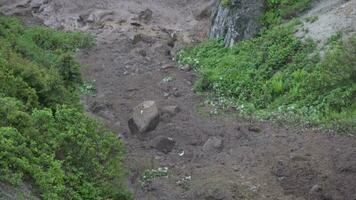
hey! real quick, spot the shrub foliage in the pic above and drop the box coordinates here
[0,16,131,199]
[178,21,356,131]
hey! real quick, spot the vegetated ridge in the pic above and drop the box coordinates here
[0,15,131,200]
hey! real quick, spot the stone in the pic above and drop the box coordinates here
[151,136,176,154]
[132,34,144,44]
[194,0,216,20]
[179,64,192,71]
[189,184,229,200]
[309,184,323,199]
[203,137,223,153]
[128,101,160,134]
[248,125,261,133]
[86,10,114,23]
[138,8,153,23]
[309,185,322,194]
[30,0,48,9]
[161,64,175,70]
[161,105,180,116]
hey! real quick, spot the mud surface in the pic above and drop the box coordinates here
[1,0,356,199]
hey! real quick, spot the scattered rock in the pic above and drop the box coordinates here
[309,184,322,194]
[179,64,192,72]
[173,91,181,97]
[163,92,170,98]
[161,105,180,116]
[161,64,175,70]
[86,10,114,23]
[194,0,216,20]
[160,105,180,122]
[138,8,153,23]
[248,126,261,133]
[130,21,142,27]
[30,0,48,9]
[128,101,159,134]
[189,184,230,200]
[131,34,144,44]
[203,137,223,153]
[90,101,115,120]
[151,136,176,154]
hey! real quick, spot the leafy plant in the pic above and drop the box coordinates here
[178,21,356,132]
[79,81,96,94]
[0,15,132,199]
[262,0,314,27]
[140,167,169,187]
[221,0,232,7]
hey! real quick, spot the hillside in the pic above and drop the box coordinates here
[0,0,355,200]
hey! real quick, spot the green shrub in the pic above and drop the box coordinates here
[221,0,232,7]
[178,22,356,132]
[263,0,314,27]
[0,15,132,199]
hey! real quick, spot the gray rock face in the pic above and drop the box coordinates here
[210,0,265,47]
[128,101,160,134]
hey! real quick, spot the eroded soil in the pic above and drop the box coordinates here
[1,0,356,199]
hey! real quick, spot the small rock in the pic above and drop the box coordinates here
[30,0,47,9]
[128,101,159,134]
[203,137,223,153]
[151,136,176,154]
[161,64,175,70]
[138,8,153,23]
[132,34,143,44]
[163,92,170,97]
[248,126,261,133]
[130,21,142,27]
[161,105,180,116]
[173,91,181,97]
[309,184,323,199]
[232,165,239,172]
[180,64,192,72]
[309,185,322,194]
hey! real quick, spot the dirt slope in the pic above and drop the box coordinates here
[1,0,356,199]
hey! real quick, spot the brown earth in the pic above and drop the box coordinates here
[1,0,356,199]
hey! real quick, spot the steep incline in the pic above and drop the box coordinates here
[1,0,356,199]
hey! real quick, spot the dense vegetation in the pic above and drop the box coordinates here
[262,0,313,26]
[178,20,356,132]
[0,15,131,199]
[222,0,313,25]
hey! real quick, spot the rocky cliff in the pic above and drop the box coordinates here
[209,0,265,47]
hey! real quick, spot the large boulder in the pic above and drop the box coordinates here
[210,0,265,47]
[128,101,160,134]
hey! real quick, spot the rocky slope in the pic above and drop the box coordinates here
[210,0,356,47]
[1,0,356,200]
[297,0,356,46]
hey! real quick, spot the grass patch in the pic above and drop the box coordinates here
[0,15,132,199]
[178,21,356,132]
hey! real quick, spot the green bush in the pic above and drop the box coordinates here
[178,21,356,132]
[263,0,313,27]
[221,0,232,7]
[0,15,132,199]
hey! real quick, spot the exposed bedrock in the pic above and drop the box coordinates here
[210,0,265,47]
